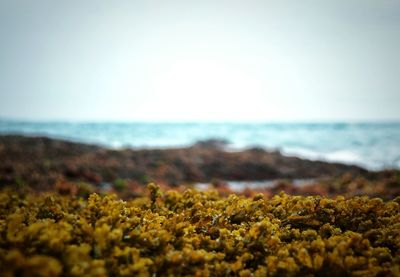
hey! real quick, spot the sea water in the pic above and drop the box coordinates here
[1,120,399,170]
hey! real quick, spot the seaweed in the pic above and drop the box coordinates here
[0,187,399,276]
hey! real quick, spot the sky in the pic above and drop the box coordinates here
[0,0,399,122]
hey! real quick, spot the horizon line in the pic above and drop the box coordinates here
[1,117,400,125]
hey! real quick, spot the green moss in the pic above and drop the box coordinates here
[113,178,126,192]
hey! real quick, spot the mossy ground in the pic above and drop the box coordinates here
[1,185,399,276]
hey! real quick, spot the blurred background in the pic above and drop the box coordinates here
[0,0,399,173]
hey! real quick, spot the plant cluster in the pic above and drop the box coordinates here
[0,186,399,276]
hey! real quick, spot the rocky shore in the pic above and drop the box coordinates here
[1,135,399,199]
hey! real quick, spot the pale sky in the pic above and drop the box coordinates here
[0,0,399,122]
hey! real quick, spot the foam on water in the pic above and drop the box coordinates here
[281,148,367,167]
[1,120,399,170]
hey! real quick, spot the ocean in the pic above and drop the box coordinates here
[1,120,399,170]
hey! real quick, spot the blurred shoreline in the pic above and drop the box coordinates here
[1,120,400,170]
[1,135,399,200]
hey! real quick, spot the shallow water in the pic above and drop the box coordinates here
[196,179,316,192]
[1,120,399,170]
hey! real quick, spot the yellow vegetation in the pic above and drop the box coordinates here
[0,185,399,276]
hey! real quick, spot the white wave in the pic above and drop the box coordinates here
[281,147,371,169]
[324,150,365,165]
